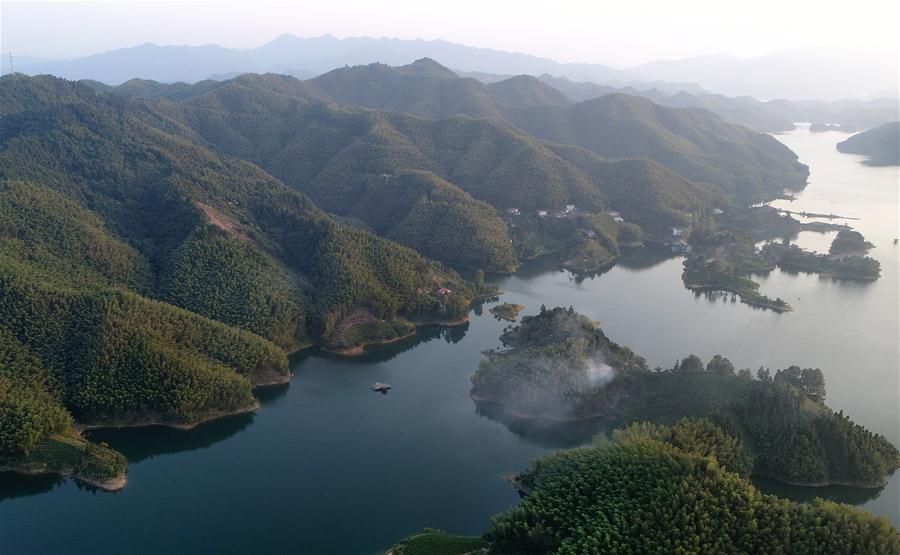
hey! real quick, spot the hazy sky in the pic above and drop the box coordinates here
[2,0,899,67]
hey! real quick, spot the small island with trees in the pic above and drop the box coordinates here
[488,303,525,322]
[675,208,882,310]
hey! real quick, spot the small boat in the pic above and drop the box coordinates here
[372,382,392,394]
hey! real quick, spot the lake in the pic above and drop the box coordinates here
[1,125,897,554]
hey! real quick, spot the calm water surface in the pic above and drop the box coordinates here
[1,126,897,554]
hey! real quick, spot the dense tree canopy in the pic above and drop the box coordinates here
[488,419,900,554]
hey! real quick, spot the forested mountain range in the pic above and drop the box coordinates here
[517,73,897,134]
[0,60,815,483]
[99,59,807,206]
[0,73,486,474]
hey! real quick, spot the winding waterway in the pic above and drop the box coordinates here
[1,125,898,554]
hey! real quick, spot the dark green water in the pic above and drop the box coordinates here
[1,126,897,554]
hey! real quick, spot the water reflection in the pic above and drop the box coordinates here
[615,244,679,271]
[301,322,471,366]
[86,413,257,464]
[753,476,884,505]
[0,472,64,502]
[473,400,611,448]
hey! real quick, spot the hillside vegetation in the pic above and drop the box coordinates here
[506,94,809,202]
[487,419,900,554]
[0,74,483,479]
[103,62,800,242]
[837,122,900,166]
[472,307,900,487]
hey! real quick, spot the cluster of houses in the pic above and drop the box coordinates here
[415,286,452,296]
[608,211,625,223]
[507,205,577,218]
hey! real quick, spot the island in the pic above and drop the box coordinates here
[809,122,857,133]
[488,303,525,322]
[837,121,900,166]
[829,229,875,255]
[682,255,791,311]
[762,240,881,280]
[676,208,881,309]
[471,306,900,488]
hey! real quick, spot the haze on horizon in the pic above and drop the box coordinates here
[2,0,898,69]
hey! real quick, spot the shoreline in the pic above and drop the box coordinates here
[752,470,894,490]
[0,465,128,492]
[683,282,793,312]
[74,399,262,433]
[321,314,474,357]
[470,392,607,423]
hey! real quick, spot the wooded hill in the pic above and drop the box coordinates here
[488,418,900,553]
[0,74,482,474]
[94,66,737,256]
[102,58,806,206]
[472,307,900,488]
[837,121,900,166]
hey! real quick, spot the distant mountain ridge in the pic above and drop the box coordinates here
[531,74,898,133]
[631,49,898,101]
[2,34,636,86]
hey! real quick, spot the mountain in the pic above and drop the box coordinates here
[102,62,807,205]
[794,98,900,131]
[484,75,570,108]
[141,71,731,231]
[537,74,795,132]
[0,73,482,446]
[305,59,571,119]
[7,43,244,85]
[631,48,899,101]
[837,122,900,166]
[6,34,635,86]
[305,58,508,120]
[504,93,808,201]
